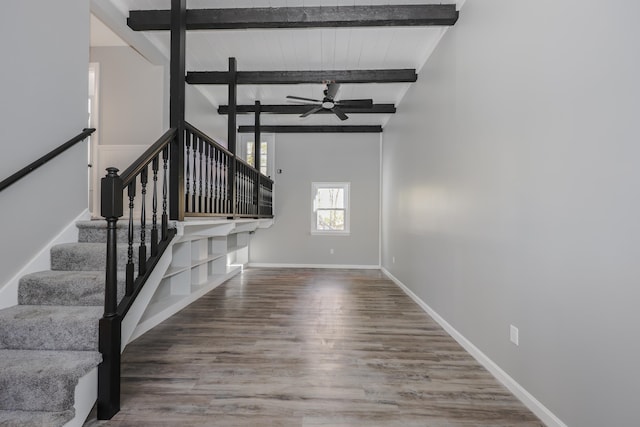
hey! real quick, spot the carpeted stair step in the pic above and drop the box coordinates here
[19,270,125,306]
[51,242,146,271]
[0,409,74,427]
[76,220,147,243]
[0,306,101,351]
[0,349,101,412]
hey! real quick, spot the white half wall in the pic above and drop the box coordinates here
[381,1,640,426]
[249,132,380,267]
[0,0,90,288]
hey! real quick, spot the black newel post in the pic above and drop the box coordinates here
[98,167,123,420]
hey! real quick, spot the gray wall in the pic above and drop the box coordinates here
[90,46,165,146]
[381,1,640,426]
[250,133,380,267]
[0,0,90,287]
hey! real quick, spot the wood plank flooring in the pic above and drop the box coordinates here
[84,268,543,426]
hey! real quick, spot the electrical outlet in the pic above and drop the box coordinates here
[510,325,519,346]
[330,248,334,255]
[392,256,396,264]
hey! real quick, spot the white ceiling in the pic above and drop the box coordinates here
[96,0,460,127]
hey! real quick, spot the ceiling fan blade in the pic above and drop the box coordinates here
[326,82,340,99]
[331,107,349,121]
[287,95,322,103]
[336,99,373,108]
[300,105,324,118]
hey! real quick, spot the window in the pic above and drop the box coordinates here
[246,140,268,176]
[311,182,350,235]
[240,133,274,177]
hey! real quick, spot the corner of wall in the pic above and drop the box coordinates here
[0,209,90,310]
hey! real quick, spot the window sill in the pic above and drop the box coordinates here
[310,231,351,236]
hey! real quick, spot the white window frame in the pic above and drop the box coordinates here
[238,133,275,178]
[311,182,350,236]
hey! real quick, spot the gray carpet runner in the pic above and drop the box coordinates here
[0,220,131,426]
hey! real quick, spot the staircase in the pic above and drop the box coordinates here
[0,221,128,426]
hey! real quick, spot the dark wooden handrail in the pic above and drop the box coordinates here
[0,128,95,192]
[120,128,177,185]
[184,121,233,157]
[99,127,177,419]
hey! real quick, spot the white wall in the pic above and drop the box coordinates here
[382,1,640,426]
[90,46,165,147]
[186,85,228,146]
[249,133,380,267]
[0,0,90,288]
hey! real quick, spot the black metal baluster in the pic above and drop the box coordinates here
[139,166,148,276]
[221,154,227,213]
[236,166,241,214]
[227,155,231,214]
[244,168,249,214]
[198,139,203,213]
[126,181,135,296]
[192,136,197,212]
[162,147,169,241]
[252,171,257,215]
[185,132,191,213]
[240,167,245,214]
[241,168,245,215]
[207,144,214,213]
[209,144,214,213]
[218,154,222,214]
[204,143,210,214]
[151,155,159,256]
[242,168,247,214]
[211,150,219,213]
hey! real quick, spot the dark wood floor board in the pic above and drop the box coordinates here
[85,268,543,426]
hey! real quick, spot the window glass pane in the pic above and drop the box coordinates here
[317,209,345,231]
[316,188,344,209]
[247,141,268,174]
[246,141,255,167]
[260,141,268,175]
[311,182,349,234]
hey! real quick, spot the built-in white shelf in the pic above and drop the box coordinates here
[129,219,270,342]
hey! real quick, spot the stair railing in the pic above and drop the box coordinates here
[183,122,274,218]
[98,128,178,419]
[0,128,95,192]
[98,124,273,419]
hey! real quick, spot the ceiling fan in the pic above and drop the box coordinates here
[286,82,373,121]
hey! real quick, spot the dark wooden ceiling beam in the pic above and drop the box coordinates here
[219,104,396,115]
[187,69,416,85]
[128,5,458,31]
[238,125,382,133]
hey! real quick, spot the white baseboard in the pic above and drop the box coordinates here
[248,263,380,270]
[381,267,567,427]
[0,209,90,310]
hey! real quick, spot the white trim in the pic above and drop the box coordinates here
[0,209,90,310]
[381,268,568,427]
[64,367,98,427]
[249,263,380,270]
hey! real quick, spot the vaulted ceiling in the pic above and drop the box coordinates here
[96,0,462,131]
